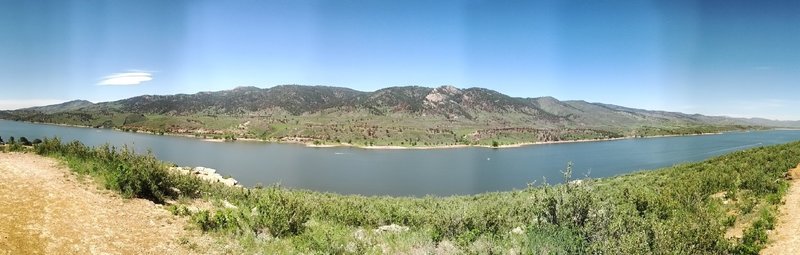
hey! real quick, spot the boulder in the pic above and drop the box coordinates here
[174,166,240,187]
[256,228,272,242]
[353,228,367,241]
[220,178,238,186]
[222,200,237,209]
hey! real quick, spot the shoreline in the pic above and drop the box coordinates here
[199,131,728,150]
[303,132,725,150]
[0,118,739,150]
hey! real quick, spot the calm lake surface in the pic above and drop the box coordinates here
[2,119,800,196]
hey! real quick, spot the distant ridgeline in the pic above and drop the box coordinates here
[2,85,797,147]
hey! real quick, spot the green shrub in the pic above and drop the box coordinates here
[167,204,192,216]
[527,225,587,254]
[251,187,311,237]
[723,215,737,227]
[32,137,203,203]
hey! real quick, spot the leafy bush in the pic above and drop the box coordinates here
[528,224,587,254]
[251,187,310,237]
[736,208,777,254]
[32,137,203,203]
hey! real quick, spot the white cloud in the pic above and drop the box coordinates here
[0,99,66,110]
[97,71,153,86]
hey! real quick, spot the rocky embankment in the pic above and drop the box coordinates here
[170,166,243,188]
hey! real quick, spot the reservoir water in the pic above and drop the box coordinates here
[2,119,800,196]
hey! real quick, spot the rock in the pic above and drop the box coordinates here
[425,93,446,104]
[435,240,460,255]
[199,175,218,182]
[256,228,272,242]
[220,178,238,186]
[222,200,237,209]
[354,228,367,241]
[169,167,193,175]
[375,224,409,233]
[510,226,525,235]
[186,205,200,213]
[345,242,358,253]
[174,166,241,187]
[192,167,216,174]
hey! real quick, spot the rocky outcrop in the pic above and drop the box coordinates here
[424,85,462,106]
[169,166,242,188]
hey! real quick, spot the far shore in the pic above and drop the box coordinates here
[0,118,747,150]
[302,132,725,150]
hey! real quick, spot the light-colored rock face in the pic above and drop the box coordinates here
[425,93,446,104]
[424,85,462,105]
[439,85,460,95]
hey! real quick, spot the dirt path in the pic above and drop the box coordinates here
[762,163,800,255]
[0,152,202,254]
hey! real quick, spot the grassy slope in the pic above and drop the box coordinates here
[4,138,798,254]
[6,108,753,148]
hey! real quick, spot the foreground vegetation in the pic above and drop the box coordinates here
[3,137,799,254]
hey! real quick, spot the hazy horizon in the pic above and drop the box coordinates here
[1,0,798,120]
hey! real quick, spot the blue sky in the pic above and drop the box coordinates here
[1,0,798,120]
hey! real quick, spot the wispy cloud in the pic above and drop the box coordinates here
[0,99,67,110]
[97,71,153,86]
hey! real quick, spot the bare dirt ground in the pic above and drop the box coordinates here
[0,152,210,255]
[762,163,800,255]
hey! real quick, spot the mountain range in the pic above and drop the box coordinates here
[2,85,797,147]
